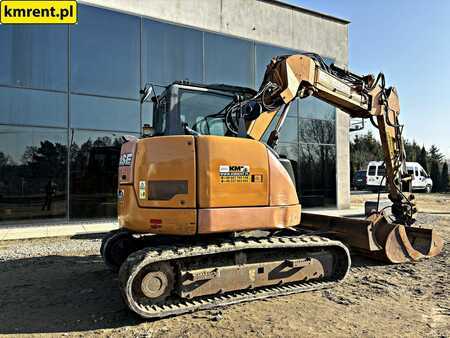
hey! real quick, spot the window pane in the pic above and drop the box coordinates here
[142,20,203,86]
[0,126,67,225]
[205,33,254,88]
[0,87,67,127]
[261,102,298,143]
[255,43,296,87]
[179,89,233,135]
[71,5,140,99]
[298,144,336,207]
[142,102,153,128]
[299,118,335,145]
[69,130,137,219]
[278,117,298,143]
[299,96,336,120]
[70,94,140,132]
[0,25,68,91]
[277,142,299,191]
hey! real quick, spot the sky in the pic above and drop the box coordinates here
[290,0,450,159]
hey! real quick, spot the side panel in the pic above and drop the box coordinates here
[118,185,196,235]
[133,135,196,208]
[268,151,299,206]
[196,136,269,208]
[198,205,301,234]
[118,139,137,185]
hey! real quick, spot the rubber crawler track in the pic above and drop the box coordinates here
[119,235,351,319]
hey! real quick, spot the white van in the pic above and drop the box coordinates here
[366,161,433,193]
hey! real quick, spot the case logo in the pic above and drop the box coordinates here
[119,153,133,166]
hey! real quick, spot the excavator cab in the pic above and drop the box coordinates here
[147,81,299,198]
[148,81,256,138]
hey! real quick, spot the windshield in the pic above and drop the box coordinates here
[179,89,233,135]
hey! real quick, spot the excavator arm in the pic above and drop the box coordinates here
[245,54,414,225]
[230,53,442,263]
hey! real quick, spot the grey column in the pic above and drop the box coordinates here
[336,109,350,209]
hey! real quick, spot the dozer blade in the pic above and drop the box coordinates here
[299,212,443,264]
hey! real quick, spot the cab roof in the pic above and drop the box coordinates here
[172,80,257,97]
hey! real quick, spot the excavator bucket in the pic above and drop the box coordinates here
[299,212,443,264]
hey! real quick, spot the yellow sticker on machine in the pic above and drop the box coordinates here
[219,165,250,183]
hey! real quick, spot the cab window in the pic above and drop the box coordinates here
[153,95,168,135]
[377,166,386,177]
[178,89,233,136]
[368,166,376,176]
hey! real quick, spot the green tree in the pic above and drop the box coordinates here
[428,145,444,163]
[350,131,383,170]
[430,160,441,192]
[418,146,428,172]
[441,162,449,192]
[405,140,421,162]
[0,152,12,167]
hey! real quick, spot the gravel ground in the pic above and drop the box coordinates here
[0,194,448,337]
[0,235,99,262]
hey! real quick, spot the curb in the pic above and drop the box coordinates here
[0,222,119,241]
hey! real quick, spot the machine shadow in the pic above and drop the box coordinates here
[0,254,145,334]
[0,251,389,334]
[70,232,108,240]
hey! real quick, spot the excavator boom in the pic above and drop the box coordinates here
[241,53,442,262]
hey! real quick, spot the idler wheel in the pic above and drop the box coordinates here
[134,262,174,304]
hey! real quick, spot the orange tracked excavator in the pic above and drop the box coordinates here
[101,53,443,318]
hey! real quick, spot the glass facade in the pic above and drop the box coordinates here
[142,20,203,86]
[70,6,140,99]
[205,33,255,88]
[0,126,67,224]
[0,25,68,91]
[69,130,128,220]
[262,98,337,207]
[0,4,336,225]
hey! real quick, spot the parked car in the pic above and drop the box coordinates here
[352,170,367,190]
[366,161,433,193]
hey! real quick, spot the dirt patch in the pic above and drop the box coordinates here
[351,192,450,214]
[0,195,448,337]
